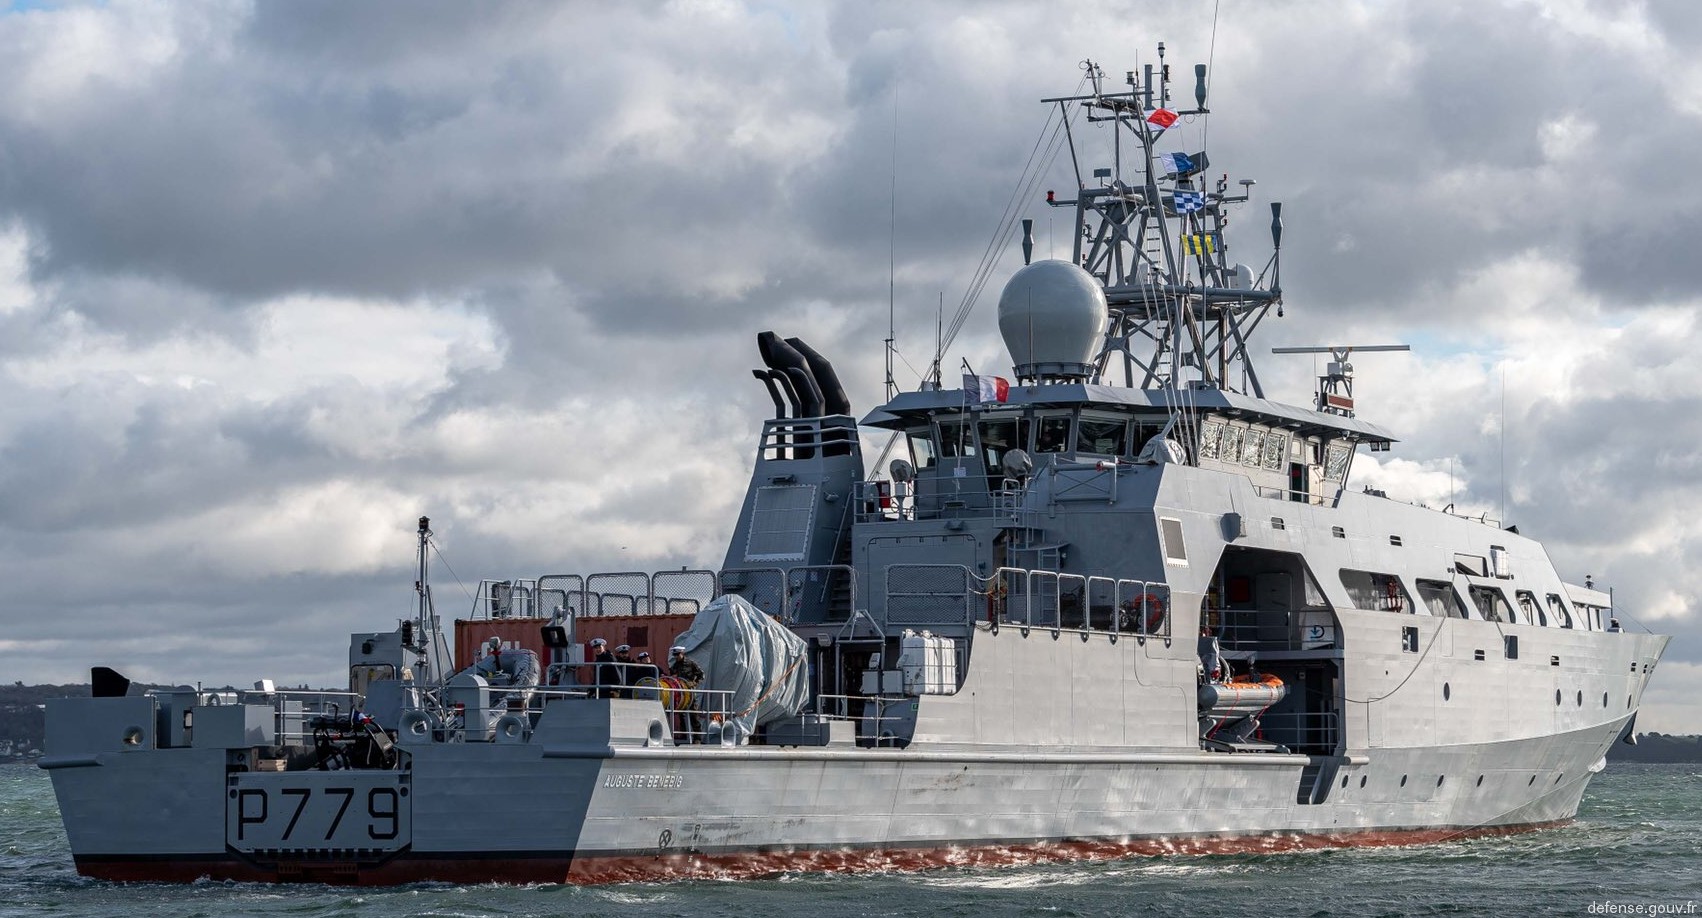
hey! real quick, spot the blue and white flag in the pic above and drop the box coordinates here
[1172,190,1207,214]
[1154,151,1194,176]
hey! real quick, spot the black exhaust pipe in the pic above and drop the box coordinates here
[785,337,852,416]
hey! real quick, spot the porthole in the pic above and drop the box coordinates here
[1341,775,1349,788]
[121,726,144,747]
[1400,774,1408,787]
[1577,690,1583,707]
[1556,773,1564,784]
[1360,775,1368,788]
[1437,775,1446,787]
[1476,775,1484,787]
[1528,775,1536,786]
[1555,689,1562,706]
[1627,694,1633,708]
[1443,682,1451,701]
[1603,692,1609,708]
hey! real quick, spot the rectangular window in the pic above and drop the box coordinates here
[1198,421,1223,460]
[1075,417,1128,456]
[1270,517,1286,531]
[1453,553,1489,577]
[1547,594,1574,629]
[1242,429,1266,467]
[1035,415,1073,454]
[1474,649,1486,661]
[1159,517,1188,564]
[1389,535,1403,547]
[1504,635,1519,659]
[977,417,1020,477]
[907,428,937,469]
[937,420,977,458]
[1262,433,1287,470]
[1220,426,1244,464]
[1331,526,1345,539]
[1323,443,1352,480]
[1402,626,1419,653]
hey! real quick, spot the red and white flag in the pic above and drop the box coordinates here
[1145,108,1178,131]
[963,374,1010,403]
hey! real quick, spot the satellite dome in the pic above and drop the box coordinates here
[997,259,1106,382]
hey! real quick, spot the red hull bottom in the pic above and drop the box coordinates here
[75,819,1571,886]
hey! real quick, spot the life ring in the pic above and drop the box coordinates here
[1121,593,1167,634]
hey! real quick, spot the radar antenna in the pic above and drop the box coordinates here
[1269,344,1410,427]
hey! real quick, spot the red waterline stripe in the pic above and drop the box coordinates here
[75,820,1572,887]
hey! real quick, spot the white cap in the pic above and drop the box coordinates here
[590,637,607,646]
[486,636,502,650]
[615,644,631,652]
[670,645,686,654]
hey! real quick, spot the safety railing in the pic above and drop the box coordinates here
[1214,606,1338,652]
[1246,709,1339,755]
[477,570,718,620]
[982,567,1171,639]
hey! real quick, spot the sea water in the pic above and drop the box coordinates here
[3,762,1698,918]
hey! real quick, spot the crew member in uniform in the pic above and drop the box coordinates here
[590,638,619,698]
[669,646,705,741]
[612,644,635,698]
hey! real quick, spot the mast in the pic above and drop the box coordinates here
[413,515,449,686]
[1044,49,1283,396]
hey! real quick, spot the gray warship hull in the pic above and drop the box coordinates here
[44,613,1663,885]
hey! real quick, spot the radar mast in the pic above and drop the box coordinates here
[1044,49,1283,395]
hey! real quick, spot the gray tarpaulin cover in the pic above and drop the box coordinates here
[673,594,810,742]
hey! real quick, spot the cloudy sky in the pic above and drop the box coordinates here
[2,0,1699,732]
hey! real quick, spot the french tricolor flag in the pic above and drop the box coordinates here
[963,374,1010,403]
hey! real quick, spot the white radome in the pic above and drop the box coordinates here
[997,259,1106,380]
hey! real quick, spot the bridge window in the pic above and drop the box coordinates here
[907,428,937,469]
[977,417,1022,478]
[1323,443,1352,481]
[1262,432,1288,470]
[1220,426,1245,464]
[1242,429,1267,467]
[1198,421,1223,460]
[1547,594,1573,629]
[1076,416,1128,456]
[1035,414,1073,454]
[937,420,977,459]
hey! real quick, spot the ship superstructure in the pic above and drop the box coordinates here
[41,48,1666,885]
